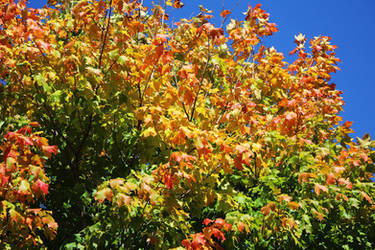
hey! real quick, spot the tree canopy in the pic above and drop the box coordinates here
[0,0,374,249]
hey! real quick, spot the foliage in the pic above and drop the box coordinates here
[0,122,57,248]
[0,0,375,249]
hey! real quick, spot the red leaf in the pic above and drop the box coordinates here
[336,193,348,202]
[181,239,191,248]
[32,179,49,195]
[211,228,225,242]
[261,202,276,216]
[3,146,11,162]
[191,233,206,248]
[338,178,352,189]
[203,218,213,226]
[21,136,34,146]
[42,145,58,156]
[17,126,32,134]
[214,218,225,227]
[164,173,174,189]
[237,222,245,232]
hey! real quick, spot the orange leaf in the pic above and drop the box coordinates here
[30,122,40,127]
[277,194,292,203]
[285,112,297,121]
[361,191,372,204]
[203,218,213,226]
[314,184,328,196]
[220,9,231,18]
[42,145,58,157]
[261,202,276,215]
[173,0,184,8]
[95,188,113,203]
[313,209,324,221]
[287,201,300,210]
[116,193,132,207]
[326,173,336,185]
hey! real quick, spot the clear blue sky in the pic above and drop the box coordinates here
[28,0,375,139]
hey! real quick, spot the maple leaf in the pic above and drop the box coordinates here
[261,202,276,216]
[173,0,184,8]
[109,178,124,188]
[181,239,192,249]
[237,222,245,232]
[221,9,231,18]
[116,194,132,207]
[42,145,58,157]
[285,112,297,121]
[203,218,213,226]
[94,188,113,203]
[214,218,226,227]
[326,173,336,185]
[36,40,51,52]
[30,122,40,127]
[32,179,49,195]
[17,126,32,134]
[191,233,206,249]
[277,194,292,203]
[314,184,328,196]
[294,33,306,43]
[288,201,300,210]
[361,191,372,204]
[18,180,31,196]
[211,228,225,242]
[170,152,182,163]
[313,209,324,221]
[164,173,174,189]
[336,193,348,202]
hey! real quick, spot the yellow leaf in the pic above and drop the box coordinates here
[141,127,157,137]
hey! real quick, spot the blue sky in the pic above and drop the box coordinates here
[28,0,375,139]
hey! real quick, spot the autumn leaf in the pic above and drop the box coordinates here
[32,179,49,195]
[314,184,328,196]
[173,0,184,8]
[42,145,58,157]
[221,9,231,18]
[94,188,113,203]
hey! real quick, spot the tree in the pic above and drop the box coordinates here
[0,0,374,249]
